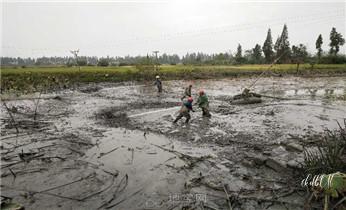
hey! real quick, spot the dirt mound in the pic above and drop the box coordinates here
[97,108,130,128]
[79,86,102,93]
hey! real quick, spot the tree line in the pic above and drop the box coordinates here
[1,25,345,67]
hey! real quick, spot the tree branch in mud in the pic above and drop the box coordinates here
[2,101,19,134]
[8,168,16,178]
[98,174,129,209]
[79,171,118,201]
[223,184,233,210]
[98,146,119,158]
[105,188,143,209]
[33,91,42,121]
[150,143,212,169]
[36,173,94,194]
[1,168,48,178]
[1,184,84,201]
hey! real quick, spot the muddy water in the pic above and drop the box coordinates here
[1,76,345,210]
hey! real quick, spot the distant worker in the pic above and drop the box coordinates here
[233,88,261,100]
[154,75,162,93]
[197,90,211,117]
[181,84,193,101]
[173,97,195,124]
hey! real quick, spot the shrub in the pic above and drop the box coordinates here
[304,120,346,175]
[77,59,87,66]
[98,58,109,67]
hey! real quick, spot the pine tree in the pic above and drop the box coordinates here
[274,36,280,54]
[262,28,274,63]
[276,24,291,63]
[253,44,262,63]
[315,34,323,60]
[329,27,345,55]
[235,44,243,64]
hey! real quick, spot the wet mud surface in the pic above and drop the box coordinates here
[1,76,346,210]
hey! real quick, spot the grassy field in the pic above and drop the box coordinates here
[1,64,346,93]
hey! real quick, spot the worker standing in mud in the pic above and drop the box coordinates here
[173,97,195,124]
[181,84,192,101]
[197,90,211,117]
[233,88,261,100]
[154,75,162,93]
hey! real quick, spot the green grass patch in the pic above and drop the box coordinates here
[1,64,346,93]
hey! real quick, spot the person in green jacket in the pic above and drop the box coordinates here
[197,90,211,117]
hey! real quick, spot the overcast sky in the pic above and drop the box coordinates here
[1,0,345,58]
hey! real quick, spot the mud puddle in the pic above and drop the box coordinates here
[83,128,219,209]
[1,76,346,210]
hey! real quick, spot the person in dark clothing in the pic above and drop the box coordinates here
[173,97,195,124]
[181,84,192,101]
[233,88,261,100]
[154,75,162,93]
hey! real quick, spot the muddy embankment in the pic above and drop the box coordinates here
[1,76,346,210]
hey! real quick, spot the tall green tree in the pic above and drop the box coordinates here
[252,44,263,63]
[262,28,274,63]
[329,27,345,55]
[235,44,243,64]
[274,36,280,54]
[291,44,308,73]
[315,34,323,60]
[276,24,291,63]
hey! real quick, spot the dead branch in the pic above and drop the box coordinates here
[1,160,23,169]
[33,91,42,121]
[40,156,66,161]
[63,139,94,146]
[37,174,94,194]
[98,174,128,209]
[8,168,16,178]
[223,184,233,210]
[1,168,48,178]
[1,184,83,201]
[66,147,85,156]
[105,188,143,209]
[79,171,118,201]
[98,146,119,158]
[102,169,119,177]
[0,133,34,141]
[2,102,19,134]
[151,143,211,169]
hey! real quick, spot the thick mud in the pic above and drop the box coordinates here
[1,76,345,210]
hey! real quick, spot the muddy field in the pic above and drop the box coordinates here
[1,76,346,210]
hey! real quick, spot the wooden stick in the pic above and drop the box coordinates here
[105,188,143,209]
[98,147,119,158]
[33,91,42,121]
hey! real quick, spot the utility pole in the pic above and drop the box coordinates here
[153,50,159,71]
[70,49,80,71]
